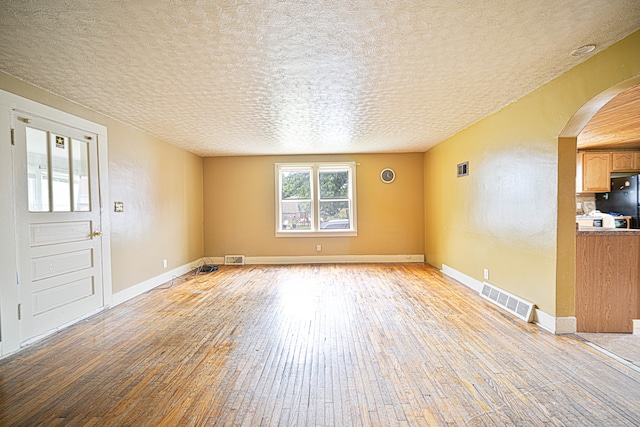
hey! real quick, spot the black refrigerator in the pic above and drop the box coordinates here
[595,175,640,228]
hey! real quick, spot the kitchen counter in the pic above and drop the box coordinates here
[576,230,639,333]
[577,226,640,236]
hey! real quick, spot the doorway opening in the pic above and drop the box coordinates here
[559,75,640,365]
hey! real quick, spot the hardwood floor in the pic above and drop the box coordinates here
[1,263,639,426]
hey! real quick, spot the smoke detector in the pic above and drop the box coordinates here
[571,44,596,56]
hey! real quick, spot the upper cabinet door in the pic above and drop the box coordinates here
[577,152,610,193]
[611,152,635,172]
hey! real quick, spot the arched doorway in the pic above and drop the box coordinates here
[557,74,640,336]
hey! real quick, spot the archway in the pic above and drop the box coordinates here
[556,74,640,334]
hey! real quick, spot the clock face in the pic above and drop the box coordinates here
[380,168,395,183]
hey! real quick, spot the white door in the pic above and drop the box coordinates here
[12,112,104,344]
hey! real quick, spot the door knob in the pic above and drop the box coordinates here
[92,231,102,237]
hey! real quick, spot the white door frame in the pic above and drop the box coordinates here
[0,89,112,357]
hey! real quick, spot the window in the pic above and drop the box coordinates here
[276,162,357,236]
[26,127,91,212]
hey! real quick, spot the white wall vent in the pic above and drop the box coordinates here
[480,282,534,322]
[224,255,245,266]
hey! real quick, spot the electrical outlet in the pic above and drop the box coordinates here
[163,259,168,269]
[483,268,489,280]
[316,244,322,252]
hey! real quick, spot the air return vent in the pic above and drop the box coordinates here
[480,282,534,322]
[224,255,245,266]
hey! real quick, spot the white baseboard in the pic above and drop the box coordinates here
[554,316,577,335]
[207,254,425,265]
[534,309,556,333]
[441,264,483,292]
[441,264,575,335]
[112,259,201,306]
[534,310,576,334]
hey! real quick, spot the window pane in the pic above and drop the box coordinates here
[319,170,349,199]
[320,201,350,229]
[26,127,50,212]
[72,139,90,212]
[281,200,311,230]
[50,133,71,212]
[281,170,311,199]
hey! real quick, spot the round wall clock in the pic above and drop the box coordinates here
[380,168,395,184]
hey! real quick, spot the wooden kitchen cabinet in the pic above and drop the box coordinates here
[634,152,640,170]
[611,151,640,172]
[577,152,610,193]
[611,151,635,171]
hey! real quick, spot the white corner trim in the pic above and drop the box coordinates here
[534,310,576,334]
[216,254,425,265]
[111,259,201,306]
[441,264,483,292]
[554,316,577,335]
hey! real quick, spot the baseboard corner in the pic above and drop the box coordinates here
[535,310,576,334]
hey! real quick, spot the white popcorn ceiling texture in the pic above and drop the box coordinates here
[1,1,639,157]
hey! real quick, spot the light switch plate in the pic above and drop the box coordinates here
[114,201,124,212]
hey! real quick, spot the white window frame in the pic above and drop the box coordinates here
[275,162,357,237]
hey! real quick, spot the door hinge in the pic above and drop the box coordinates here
[18,304,22,320]
[16,270,19,285]
[11,128,15,145]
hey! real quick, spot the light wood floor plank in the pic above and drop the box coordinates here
[1,263,640,426]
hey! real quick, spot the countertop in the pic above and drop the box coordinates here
[577,226,640,236]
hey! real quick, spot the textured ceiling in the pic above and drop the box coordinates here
[1,1,639,157]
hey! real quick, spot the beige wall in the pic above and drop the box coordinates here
[0,72,204,294]
[203,153,424,258]
[424,30,640,316]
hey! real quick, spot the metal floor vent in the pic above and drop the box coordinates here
[224,255,245,266]
[480,282,534,322]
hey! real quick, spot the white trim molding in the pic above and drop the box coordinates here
[207,254,425,265]
[441,264,483,293]
[441,264,576,334]
[552,315,577,335]
[534,311,576,335]
[112,259,202,306]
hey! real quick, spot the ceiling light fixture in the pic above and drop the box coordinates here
[571,44,596,56]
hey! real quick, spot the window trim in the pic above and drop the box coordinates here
[275,162,357,237]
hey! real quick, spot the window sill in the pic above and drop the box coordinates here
[275,230,358,238]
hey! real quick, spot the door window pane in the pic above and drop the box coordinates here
[72,139,90,211]
[50,133,71,212]
[26,128,50,212]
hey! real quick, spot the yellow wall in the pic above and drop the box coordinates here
[0,72,205,293]
[424,30,640,316]
[204,153,424,258]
